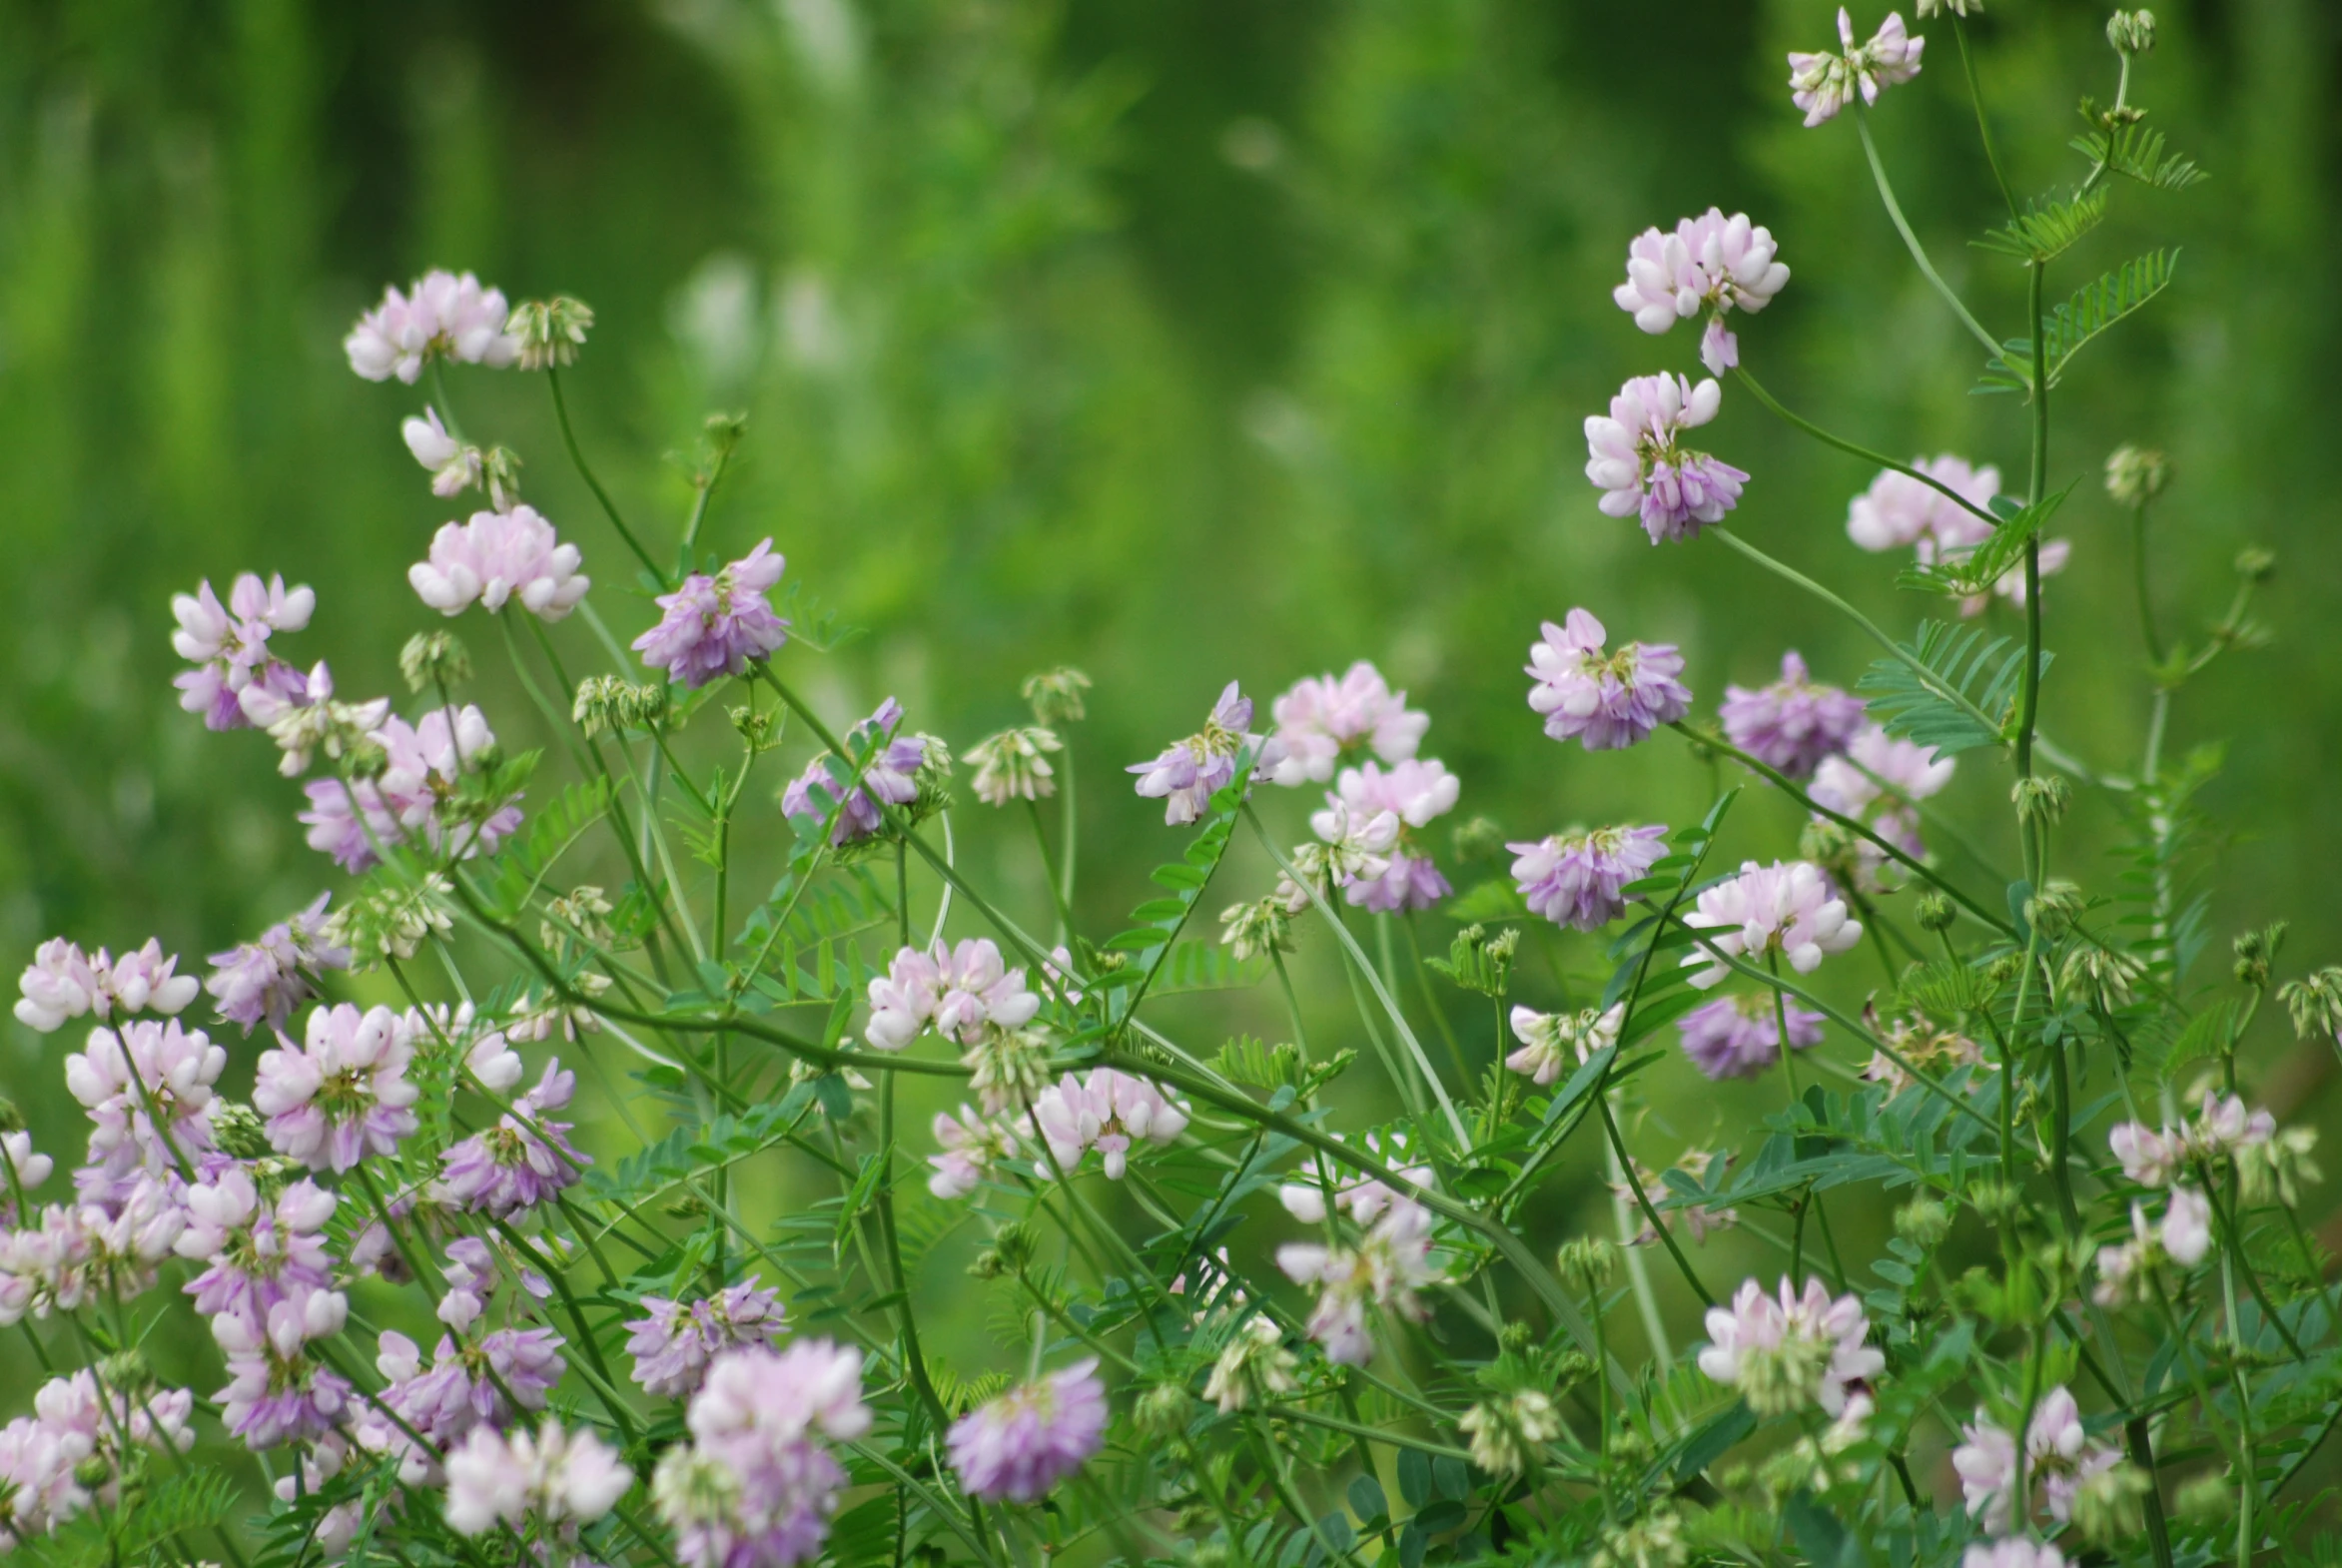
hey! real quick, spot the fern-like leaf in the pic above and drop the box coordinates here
[1854,621,2047,756]
[2071,120,2207,192]
[1983,252,2178,393]
[1896,485,2073,599]
[1974,187,2107,263]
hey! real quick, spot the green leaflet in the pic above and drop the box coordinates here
[1855,620,2051,756]
[1973,186,2106,263]
[1979,251,2179,394]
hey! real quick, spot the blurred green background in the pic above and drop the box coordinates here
[3,0,2340,1504]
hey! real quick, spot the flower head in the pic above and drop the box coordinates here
[64,1018,226,1181]
[409,505,589,621]
[1505,1004,1625,1086]
[965,726,1062,805]
[1129,682,1282,825]
[1697,1275,1882,1417]
[1526,610,1693,750]
[1613,210,1791,375]
[634,540,790,688]
[170,573,315,731]
[1788,9,1925,128]
[443,1419,631,1536]
[1585,374,1747,542]
[1266,662,1429,786]
[212,1289,355,1448]
[205,895,350,1036]
[947,1359,1108,1503]
[346,271,519,383]
[299,704,523,873]
[1678,992,1825,1080]
[439,1060,589,1217]
[1509,824,1667,931]
[780,699,938,846]
[1684,860,1863,986]
[1275,1199,1437,1366]
[928,1106,1022,1199]
[654,1340,867,1568]
[1312,760,1459,912]
[1033,1069,1188,1180]
[626,1279,789,1400]
[175,1168,338,1323]
[1720,652,1867,779]
[17,938,201,1034]
[1952,1385,2121,1534]
[252,1004,419,1172]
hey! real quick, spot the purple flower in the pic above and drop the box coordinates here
[300,705,523,872]
[409,504,590,622]
[1697,1275,1883,1417]
[1032,1070,1189,1180]
[251,1003,420,1172]
[1788,9,1924,129]
[626,1278,790,1400]
[17,938,202,1034]
[1677,993,1825,1080]
[1130,682,1284,826]
[1265,662,1429,787]
[947,1359,1109,1503]
[1508,825,1667,931]
[438,1060,588,1217]
[1683,860,1864,987]
[1310,760,1459,913]
[381,1324,566,1444]
[780,698,933,846]
[1584,374,1748,542]
[654,1341,870,1568]
[1719,652,1866,779]
[345,271,519,383]
[633,539,791,689]
[175,1168,337,1322]
[171,573,315,731]
[63,1019,227,1182]
[1614,210,1791,376]
[205,894,350,1035]
[1525,609,1693,751]
[212,1290,354,1448]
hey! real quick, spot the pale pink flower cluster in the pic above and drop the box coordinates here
[1033,1069,1189,1179]
[652,1340,870,1568]
[0,1176,187,1323]
[1847,456,2069,615]
[346,270,520,384]
[1276,1131,1433,1230]
[252,1003,422,1173]
[927,1105,1022,1199]
[212,1283,354,1448]
[64,1018,227,1183]
[170,573,316,731]
[1697,1275,1882,1417]
[1266,661,1429,786]
[300,704,524,872]
[2109,1092,2277,1187]
[2093,1186,2212,1305]
[442,1420,631,1536]
[1585,374,1748,543]
[862,939,1041,1052]
[0,1371,195,1548]
[409,504,590,622]
[1276,1199,1437,1366]
[1613,209,1791,374]
[948,1359,1109,1503]
[1952,1386,2121,1534]
[1505,1004,1625,1086]
[1809,723,1956,887]
[15,938,200,1034]
[1525,609,1692,751]
[1787,9,1925,128]
[401,407,485,498]
[1308,759,1459,912]
[1683,860,1863,987]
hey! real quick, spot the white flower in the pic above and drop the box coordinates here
[442,1420,631,1536]
[1032,1069,1188,1179]
[1696,1275,1882,1417]
[1504,1004,1623,1086]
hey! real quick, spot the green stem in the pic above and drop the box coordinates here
[1855,107,2002,357]
[546,364,664,583]
[1952,17,2018,216]
[2016,258,2048,781]
[1732,369,2001,528]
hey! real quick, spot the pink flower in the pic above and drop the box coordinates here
[1952,1385,2120,1534]
[653,1341,869,1568]
[443,1420,632,1535]
[1505,1004,1623,1086]
[1613,210,1792,375]
[1526,609,1693,751]
[1720,652,1867,779]
[170,573,316,731]
[409,504,590,621]
[300,704,524,871]
[626,1279,790,1400]
[212,1290,354,1448]
[1311,760,1459,912]
[1788,9,1925,129]
[1266,662,1429,786]
[64,1018,226,1180]
[1130,682,1283,825]
[1032,1069,1189,1179]
[252,1003,420,1172]
[947,1359,1108,1502]
[1809,724,1955,882]
[401,407,483,497]
[928,1106,1021,1198]
[1697,1275,1882,1417]
[1847,455,1999,551]
[1275,1199,1437,1367]
[174,1168,337,1322]
[1508,824,1667,931]
[1584,374,1747,543]
[633,539,791,689]
[205,895,350,1036]
[345,270,520,384]
[1684,860,1863,987]
[16,938,201,1033]
[864,939,1040,1051]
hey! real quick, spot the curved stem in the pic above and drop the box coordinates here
[1952,18,2018,216]
[1732,369,2002,529]
[546,365,665,584]
[2016,259,2048,781]
[1855,107,2003,357]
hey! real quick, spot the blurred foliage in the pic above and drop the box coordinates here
[2,0,2340,1500]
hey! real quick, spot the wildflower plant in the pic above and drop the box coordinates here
[0,17,2333,1568]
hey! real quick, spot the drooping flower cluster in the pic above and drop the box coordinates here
[1266,662,1430,786]
[176,1168,338,1322]
[627,1278,790,1399]
[1678,992,1826,1080]
[204,894,351,1034]
[652,1340,869,1568]
[1130,681,1283,825]
[634,539,791,688]
[1525,609,1693,751]
[1032,1069,1189,1179]
[1684,860,1864,987]
[948,1359,1110,1503]
[1846,456,2070,613]
[1719,652,1867,779]
[1276,1196,1438,1367]
[1613,209,1791,375]
[15,938,201,1034]
[1697,1276,1882,1417]
[1787,8,1925,128]
[1584,374,1748,542]
[409,505,591,622]
[1952,1385,2122,1534]
[1505,1003,1625,1086]
[346,270,521,383]
[171,573,316,732]
[1308,759,1459,912]
[1509,825,1667,931]
[781,698,941,846]
[213,1282,355,1447]
[299,704,524,872]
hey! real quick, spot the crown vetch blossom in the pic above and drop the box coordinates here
[966,725,1062,805]
[16,937,201,1034]
[1311,760,1458,912]
[1678,992,1826,1080]
[1509,824,1667,931]
[634,539,790,688]
[626,1278,789,1400]
[443,1419,632,1536]
[1130,681,1283,825]
[205,894,351,1036]
[1033,1069,1189,1179]
[1809,723,1955,879]
[0,1370,197,1546]
[381,1322,566,1444]
[1788,8,1925,128]
[1585,374,1748,543]
[1526,609,1693,750]
[170,573,316,731]
[1697,1275,1882,1417]
[252,1004,420,1172]
[1720,652,1867,779]
[401,407,484,498]
[928,1106,1021,1199]
[1684,859,1863,986]
[863,938,1040,1052]
[2109,1091,2279,1190]
[780,698,935,846]
[65,1017,227,1181]
[346,270,520,383]
[439,1060,589,1217]
[2093,1186,2212,1305]
[213,1288,354,1448]
[1505,1003,1625,1086]
[175,1168,338,1322]
[1952,1385,2122,1534]
[654,1340,869,1568]
[1275,1198,1438,1366]
[300,704,523,872]
[409,505,590,621]
[948,1358,1109,1503]
[1613,210,1792,375]
[1266,662,1429,786]
[1203,1315,1300,1414]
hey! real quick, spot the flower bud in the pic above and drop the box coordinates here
[2106,9,2156,55]
[2023,880,2085,943]
[1449,815,1507,864]
[211,1101,271,1161]
[1133,1383,1192,1439]
[1915,893,1956,934]
[96,1347,153,1392]
[2104,444,2169,506]
[2011,774,2072,826]
[0,1097,22,1135]
[1021,667,1092,727]
[1895,1195,1952,1247]
[2279,966,2342,1039]
[509,297,595,371]
[2234,545,2276,583]
[75,1455,113,1489]
[400,630,472,694]
[1557,1236,1616,1284]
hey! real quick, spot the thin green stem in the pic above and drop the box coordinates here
[1733,369,2001,528]
[1952,17,2018,215]
[1855,107,2002,357]
[546,365,664,583]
